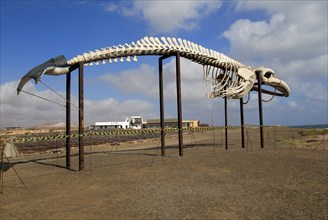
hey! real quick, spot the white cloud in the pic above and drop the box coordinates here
[104,1,222,33]
[96,59,235,123]
[0,81,68,127]
[235,0,326,30]
[160,59,207,101]
[0,81,155,128]
[221,0,327,125]
[98,64,158,98]
[104,3,117,12]
[280,54,328,79]
[289,80,328,103]
[224,1,327,64]
[85,98,155,123]
[97,59,206,101]
[287,101,298,109]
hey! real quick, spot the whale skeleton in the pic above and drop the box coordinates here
[17,36,290,99]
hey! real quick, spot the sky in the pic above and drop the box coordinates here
[0,0,327,128]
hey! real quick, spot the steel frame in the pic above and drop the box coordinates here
[65,56,265,170]
[158,52,183,157]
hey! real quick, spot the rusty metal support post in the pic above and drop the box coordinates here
[175,52,183,156]
[78,62,84,170]
[224,95,228,150]
[1,146,3,194]
[159,57,165,156]
[65,71,71,169]
[240,98,245,148]
[257,72,264,148]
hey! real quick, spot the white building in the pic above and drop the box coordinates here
[90,116,143,130]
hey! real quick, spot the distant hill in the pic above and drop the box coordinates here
[30,122,78,129]
[288,124,328,129]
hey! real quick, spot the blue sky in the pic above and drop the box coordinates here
[1,0,327,128]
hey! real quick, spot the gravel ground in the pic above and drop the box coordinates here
[1,131,327,219]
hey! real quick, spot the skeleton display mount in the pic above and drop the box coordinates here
[16,36,291,169]
[17,36,290,99]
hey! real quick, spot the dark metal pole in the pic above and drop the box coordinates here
[240,98,245,148]
[159,57,165,156]
[78,62,84,170]
[224,95,228,150]
[1,146,3,193]
[66,72,71,169]
[257,71,264,148]
[175,52,183,156]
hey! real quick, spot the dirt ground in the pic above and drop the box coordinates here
[1,130,327,219]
